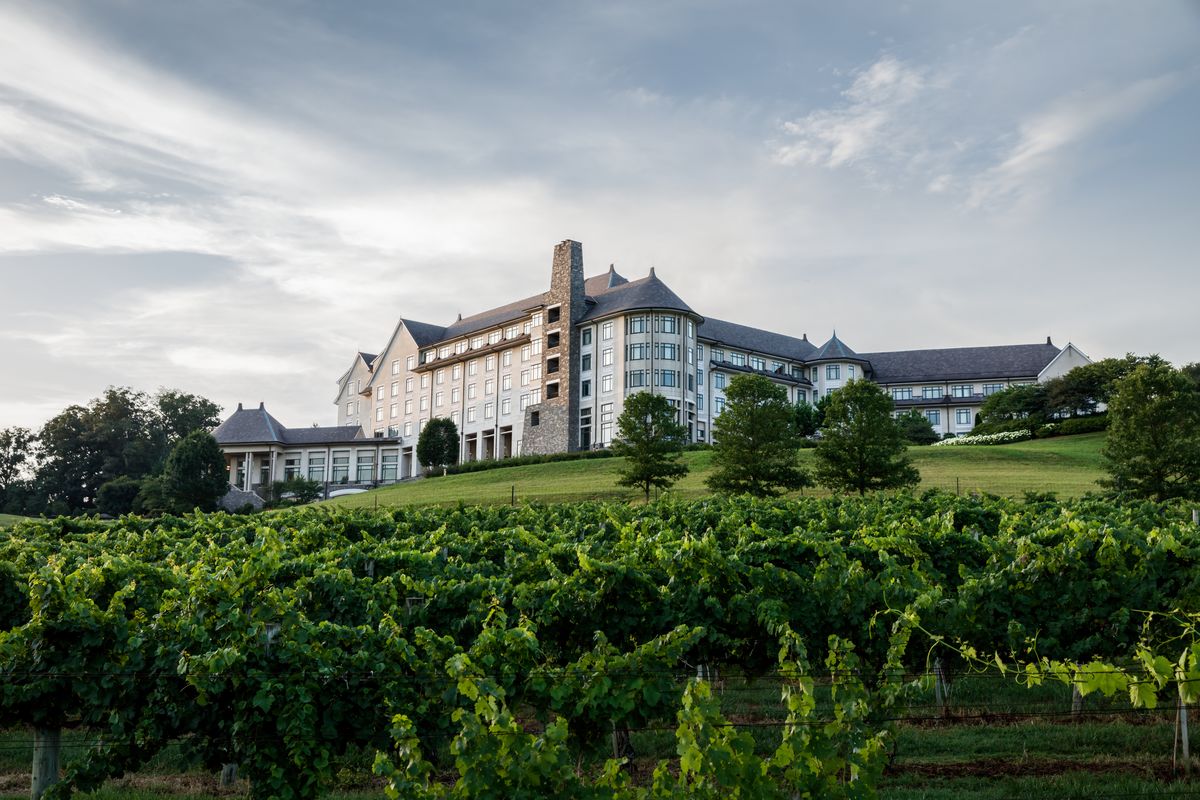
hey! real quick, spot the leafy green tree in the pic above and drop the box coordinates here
[794,401,823,437]
[269,476,323,506]
[417,417,460,474]
[814,379,920,495]
[156,390,222,444]
[162,431,229,512]
[1101,362,1200,501]
[612,391,689,501]
[96,476,142,516]
[977,384,1049,435]
[1182,362,1200,389]
[0,427,35,493]
[895,410,939,445]
[707,374,809,497]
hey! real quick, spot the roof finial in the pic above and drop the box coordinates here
[649,266,657,279]
[457,312,462,322]
[1046,335,1053,345]
[237,402,243,411]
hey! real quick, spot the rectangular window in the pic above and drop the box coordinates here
[520,393,531,411]
[420,374,430,389]
[283,456,301,480]
[451,387,460,403]
[439,346,450,358]
[714,397,726,414]
[468,360,478,376]
[376,407,384,422]
[656,370,679,387]
[582,327,592,346]
[532,338,543,356]
[521,369,531,387]
[392,360,401,375]
[405,399,414,414]
[357,453,375,482]
[628,342,649,361]
[811,367,818,381]
[405,376,414,393]
[467,406,477,423]
[436,369,445,385]
[749,356,766,371]
[523,321,531,335]
[602,348,613,366]
[307,455,325,482]
[891,387,913,401]
[505,325,519,339]
[956,408,973,426]
[580,407,592,449]
[484,402,495,419]
[600,402,614,443]
[471,336,483,349]
[391,381,400,397]
[581,353,592,372]
[404,421,413,436]
[488,330,501,345]
[983,383,1005,396]
[925,410,941,425]
[522,345,531,362]
[923,386,941,400]
[346,401,354,416]
[952,385,973,398]
[656,315,678,334]
[502,374,512,391]
[627,316,648,334]
[419,396,428,412]
[581,379,591,397]
[602,374,614,393]
[826,365,841,380]
[627,370,648,388]
[848,365,856,378]
[455,341,467,354]
[407,355,416,370]
[697,393,705,411]
[714,373,726,390]
[485,378,496,395]
[390,403,398,419]
[434,391,443,407]
[602,321,614,340]
[452,364,462,380]
[657,343,679,361]
[712,348,724,362]
[729,352,746,367]
[502,350,512,367]
[547,306,560,324]
[381,453,398,481]
[485,355,497,371]
[796,390,806,404]
[450,410,460,424]
[331,455,350,484]
[501,398,511,415]
[467,384,476,400]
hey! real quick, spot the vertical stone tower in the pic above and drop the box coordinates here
[522,239,584,454]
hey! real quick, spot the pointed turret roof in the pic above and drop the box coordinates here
[213,403,368,446]
[579,269,697,321]
[808,332,866,363]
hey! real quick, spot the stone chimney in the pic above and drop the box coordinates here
[523,240,584,454]
[550,239,585,323]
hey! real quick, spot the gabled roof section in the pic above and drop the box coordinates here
[402,319,446,347]
[214,404,373,446]
[586,265,628,293]
[862,342,1063,384]
[213,403,287,445]
[579,270,696,322]
[808,333,865,363]
[698,317,816,362]
[358,352,377,368]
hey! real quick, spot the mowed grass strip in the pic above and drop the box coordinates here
[328,433,1107,509]
[0,514,28,529]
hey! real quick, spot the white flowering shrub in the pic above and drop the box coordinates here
[931,430,1032,447]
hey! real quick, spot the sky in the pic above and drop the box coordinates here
[1,0,1198,431]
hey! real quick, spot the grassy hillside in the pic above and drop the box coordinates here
[329,432,1107,509]
[0,514,27,529]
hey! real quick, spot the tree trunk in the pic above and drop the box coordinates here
[31,728,60,800]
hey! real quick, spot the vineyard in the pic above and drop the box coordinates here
[2,493,1199,799]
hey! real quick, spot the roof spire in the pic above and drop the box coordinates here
[457,312,463,322]
[649,266,657,279]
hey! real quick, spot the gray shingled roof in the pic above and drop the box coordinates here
[863,342,1062,384]
[358,352,377,367]
[698,317,816,362]
[808,333,866,363]
[214,403,368,446]
[401,320,446,347]
[579,270,696,322]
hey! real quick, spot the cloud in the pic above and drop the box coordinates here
[966,74,1184,208]
[774,56,926,169]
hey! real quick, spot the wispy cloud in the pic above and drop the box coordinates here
[774,56,927,170]
[966,74,1184,208]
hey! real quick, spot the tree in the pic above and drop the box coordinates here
[707,374,809,497]
[612,391,689,501]
[794,401,823,438]
[0,427,35,492]
[1101,363,1200,501]
[895,410,939,445]
[156,390,222,445]
[96,476,142,517]
[977,384,1049,435]
[162,431,229,512]
[814,379,920,495]
[417,417,459,474]
[1182,362,1200,390]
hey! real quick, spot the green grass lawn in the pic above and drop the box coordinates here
[0,514,28,529]
[329,433,1107,510]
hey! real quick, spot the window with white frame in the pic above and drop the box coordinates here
[484,402,495,419]
[501,398,511,415]
[925,410,941,425]
[391,360,400,375]
[436,369,445,385]
[983,383,1005,396]
[452,364,462,380]
[488,330,501,345]
[438,346,450,358]
[502,374,512,391]
[407,355,416,370]
[749,356,765,371]
[601,374,613,393]
[602,348,613,366]
[505,325,519,339]
[419,396,428,412]
[956,408,972,425]
[923,387,941,399]
[468,360,478,376]
[826,365,840,380]
[346,401,353,416]
[502,351,512,367]
[467,407,476,423]
[532,338,542,356]
[390,403,398,419]
[405,399,413,415]
[467,384,476,400]
[485,354,496,371]
[892,387,913,400]
[602,321,614,340]
[376,387,385,401]
[451,387,460,404]
[391,381,400,397]
[521,345,531,362]
[434,391,443,407]
[420,374,430,389]
[951,385,973,398]
[600,402,614,442]
[471,336,483,349]
[404,421,413,436]
[455,341,467,355]
[485,378,495,395]
[450,410,460,424]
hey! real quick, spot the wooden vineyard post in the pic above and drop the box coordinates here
[1183,699,1192,777]
[30,727,60,800]
[1071,684,1084,716]
[1193,508,1199,526]
[611,722,634,762]
[219,763,239,788]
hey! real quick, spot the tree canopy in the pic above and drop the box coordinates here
[612,391,689,501]
[814,379,920,495]
[895,410,939,446]
[417,418,460,474]
[1101,362,1200,501]
[707,374,809,497]
[163,431,230,512]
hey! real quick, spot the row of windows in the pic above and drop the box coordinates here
[626,342,680,361]
[890,383,1007,401]
[409,314,545,368]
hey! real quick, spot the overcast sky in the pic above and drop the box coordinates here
[1,1,1198,430]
